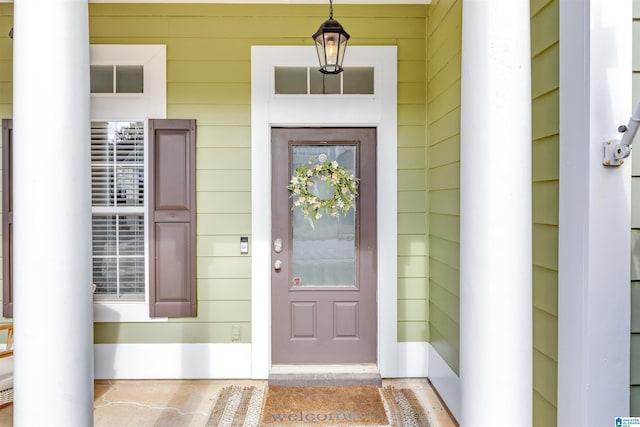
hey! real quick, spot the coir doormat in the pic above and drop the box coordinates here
[261,385,388,426]
[206,385,431,427]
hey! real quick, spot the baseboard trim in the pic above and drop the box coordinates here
[393,341,429,377]
[94,343,252,379]
[427,344,460,422]
[94,342,434,381]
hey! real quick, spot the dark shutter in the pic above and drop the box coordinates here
[149,119,197,317]
[2,119,12,318]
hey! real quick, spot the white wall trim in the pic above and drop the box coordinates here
[94,342,431,379]
[251,46,399,378]
[94,344,252,379]
[89,44,167,323]
[396,342,429,377]
[90,44,166,121]
[558,0,632,424]
[427,344,460,423]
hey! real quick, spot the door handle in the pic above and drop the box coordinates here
[274,259,282,271]
[274,238,283,253]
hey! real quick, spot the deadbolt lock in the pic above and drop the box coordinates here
[274,238,283,253]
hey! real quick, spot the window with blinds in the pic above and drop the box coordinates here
[91,121,145,300]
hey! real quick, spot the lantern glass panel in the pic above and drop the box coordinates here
[315,36,327,68]
[324,32,341,68]
[337,34,348,68]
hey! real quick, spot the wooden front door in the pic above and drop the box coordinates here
[271,128,377,364]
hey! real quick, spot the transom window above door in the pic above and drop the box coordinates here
[274,66,374,95]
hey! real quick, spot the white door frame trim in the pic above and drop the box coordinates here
[250,45,398,378]
[558,0,631,424]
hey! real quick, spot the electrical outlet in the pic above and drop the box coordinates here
[240,237,248,254]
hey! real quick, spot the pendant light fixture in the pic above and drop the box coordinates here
[312,0,350,74]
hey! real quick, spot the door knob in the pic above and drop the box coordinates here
[274,259,282,271]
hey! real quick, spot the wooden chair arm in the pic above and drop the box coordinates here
[0,324,13,352]
[0,350,11,359]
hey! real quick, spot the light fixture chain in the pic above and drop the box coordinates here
[329,0,334,19]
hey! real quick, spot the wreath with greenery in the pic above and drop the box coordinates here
[287,155,359,224]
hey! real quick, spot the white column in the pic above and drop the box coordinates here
[460,1,532,425]
[558,0,631,425]
[12,1,93,426]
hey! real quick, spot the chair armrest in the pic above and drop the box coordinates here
[0,350,12,359]
[0,324,13,352]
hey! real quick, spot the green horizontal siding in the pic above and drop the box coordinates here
[196,214,251,236]
[94,320,251,343]
[399,278,428,299]
[398,2,429,342]
[197,279,251,301]
[0,3,430,345]
[197,192,251,214]
[0,5,11,120]
[531,0,559,425]
[394,4,428,342]
[398,192,427,213]
[399,170,427,192]
[426,0,461,375]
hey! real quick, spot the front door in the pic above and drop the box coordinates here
[271,128,377,364]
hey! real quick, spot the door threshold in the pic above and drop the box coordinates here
[271,364,379,374]
[268,364,381,387]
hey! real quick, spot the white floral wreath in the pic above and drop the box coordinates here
[287,154,359,224]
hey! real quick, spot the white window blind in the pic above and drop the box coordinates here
[91,121,145,300]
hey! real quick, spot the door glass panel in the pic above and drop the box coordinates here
[291,145,357,287]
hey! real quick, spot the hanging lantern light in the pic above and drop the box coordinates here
[312,0,350,74]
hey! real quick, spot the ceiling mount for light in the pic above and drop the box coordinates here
[312,0,350,74]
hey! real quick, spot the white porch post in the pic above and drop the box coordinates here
[12,1,93,426]
[558,0,631,425]
[460,0,532,425]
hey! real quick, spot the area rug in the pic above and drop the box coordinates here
[206,385,431,427]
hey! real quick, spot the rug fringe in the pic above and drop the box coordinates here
[207,386,263,427]
[380,386,431,427]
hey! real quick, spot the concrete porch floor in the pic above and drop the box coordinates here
[0,378,457,426]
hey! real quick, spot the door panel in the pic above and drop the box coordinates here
[271,128,377,364]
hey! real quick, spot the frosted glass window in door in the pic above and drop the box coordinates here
[291,145,357,287]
